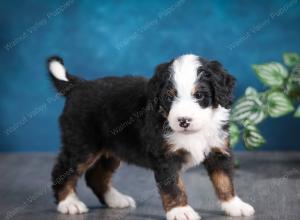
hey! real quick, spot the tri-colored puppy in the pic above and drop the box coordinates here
[48,54,254,220]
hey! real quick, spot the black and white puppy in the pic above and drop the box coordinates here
[48,54,254,220]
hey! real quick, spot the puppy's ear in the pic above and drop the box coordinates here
[147,62,170,110]
[208,60,236,109]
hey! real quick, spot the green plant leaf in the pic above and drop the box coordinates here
[252,62,288,87]
[245,87,258,96]
[229,122,240,147]
[287,64,300,98]
[266,91,294,117]
[231,95,266,124]
[283,52,300,67]
[242,121,265,149]
[294,106,300,117]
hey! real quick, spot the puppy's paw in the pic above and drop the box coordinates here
[166,205,201,220]
[57,192,88,215]
[221,196,255,217]
[104,187,136,208]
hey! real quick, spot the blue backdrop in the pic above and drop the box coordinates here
[1,0,299,152]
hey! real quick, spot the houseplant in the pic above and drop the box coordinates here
[230,52,300,149]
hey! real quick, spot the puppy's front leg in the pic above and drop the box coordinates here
[154,169,201,220]
[203,149,255,217]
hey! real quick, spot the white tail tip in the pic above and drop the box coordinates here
[49,60,68,82]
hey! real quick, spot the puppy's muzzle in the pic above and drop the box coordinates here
[177,117,192,128]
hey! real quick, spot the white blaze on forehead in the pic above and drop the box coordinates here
[172,54,202,98]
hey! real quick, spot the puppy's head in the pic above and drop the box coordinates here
[148,54,235,133]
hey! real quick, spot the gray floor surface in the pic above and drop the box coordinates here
[0,152,299,220]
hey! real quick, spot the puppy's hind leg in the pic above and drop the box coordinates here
[85,154,136,209]
[52,149,100,214]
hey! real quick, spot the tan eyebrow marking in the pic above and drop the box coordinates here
[191,84,200,96]
[166,88,177,97]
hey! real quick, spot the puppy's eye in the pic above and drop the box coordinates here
[165,89,176,102]
[197,70,205,77]
[166,94,173,102]
[198,69,210,79]
[195,92,204,101]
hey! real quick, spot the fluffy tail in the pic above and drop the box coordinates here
[47,56,82,96]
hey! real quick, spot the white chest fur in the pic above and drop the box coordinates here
[165,107,229,170]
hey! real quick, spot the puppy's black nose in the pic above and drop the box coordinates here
[177,117,192,128]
